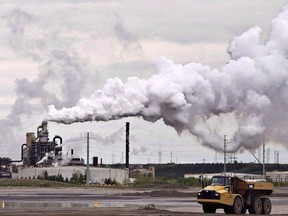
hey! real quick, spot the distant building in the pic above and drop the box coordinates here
[266,171,288,182]
[16,166,129,185]
[184,173,263,180]
[130,166,155,178]
[185,171,288,184]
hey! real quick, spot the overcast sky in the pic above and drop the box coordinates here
[0,0,287,165]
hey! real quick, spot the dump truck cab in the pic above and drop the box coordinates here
[197,175,273,214]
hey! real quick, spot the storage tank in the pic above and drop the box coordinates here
[26,132,35,148]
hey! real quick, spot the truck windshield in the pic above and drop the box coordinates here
[211,177,230,186]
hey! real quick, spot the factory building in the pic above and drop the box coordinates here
[130,166,155,178]
[17,121,130,184]
[24,121,62,166]
[17,166,129,184]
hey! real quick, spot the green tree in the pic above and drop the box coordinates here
[70,172,80,184]
[56,174,64,182]
[43,170,48,180]
[79,173,86,184]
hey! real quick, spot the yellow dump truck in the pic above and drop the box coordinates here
[196,175,273,214]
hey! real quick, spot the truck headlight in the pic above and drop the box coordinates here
[214,192,220,199]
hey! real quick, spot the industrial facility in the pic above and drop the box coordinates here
[24,121,63,166]
[15,121,130,184]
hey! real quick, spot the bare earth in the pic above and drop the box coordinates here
[0,187,286,215]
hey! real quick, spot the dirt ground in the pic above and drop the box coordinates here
[0,208,235,216]
[0,208,239,216]
[0,187,286,215]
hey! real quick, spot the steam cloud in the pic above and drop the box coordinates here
[0,8,90,157]
[47,6,288,152]
[62,127,131,164]
[65,127,125,145]
[131,146,148,156]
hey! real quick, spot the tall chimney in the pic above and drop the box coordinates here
[125,122,130,168]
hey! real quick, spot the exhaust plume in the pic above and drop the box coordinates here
[47,5,288,152]
[65,127,125,145]
[0,8,90,156]
[131,146,148,156]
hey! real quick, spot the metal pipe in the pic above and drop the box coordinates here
[53,135,62,144]
[10,144,27,163]
[250,151,262,164]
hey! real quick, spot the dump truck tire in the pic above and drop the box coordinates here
[231,196,243,214]
[262,198,272,215]
[224,196,242,214]
[248,197,262,214]
[202,204,216,213]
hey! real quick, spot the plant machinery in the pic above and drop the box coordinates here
[0,157,12,178]
[196,175,274,214]
[24,121,63,166]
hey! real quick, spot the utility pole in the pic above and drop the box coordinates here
[263,129,266,179]
[224,135,227,176]
[267,148,270,163]
[86,132,90,185]
[158,150,162,164]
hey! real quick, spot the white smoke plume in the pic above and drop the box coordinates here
[62,127,133,161]
[0,8,91,157]
[131,146,148,156]
[46,5,288,152]
[65,127,125,145]
[112,14,144,61]
[36,151,54,165]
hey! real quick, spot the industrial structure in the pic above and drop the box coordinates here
[23,121,62,166]
[130,166,155,179]
[13,121,131,184]
[0,158,12,178]
[17,166,128,185]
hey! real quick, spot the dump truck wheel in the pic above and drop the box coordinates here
[223,197,242,214]
[202,204,216,213]
[262,198,272,215]
[231,196,243,214]
[248,198,262,214]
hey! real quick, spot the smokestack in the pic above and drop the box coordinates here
[93,157,98,167]
[125,122,129,168]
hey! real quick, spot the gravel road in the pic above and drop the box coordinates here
[0,187,286,215]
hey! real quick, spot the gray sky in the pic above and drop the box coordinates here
[0,0,287,164]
